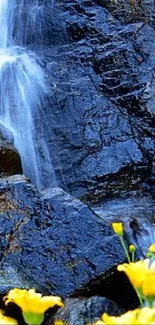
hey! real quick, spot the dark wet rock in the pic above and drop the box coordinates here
[1,1,154,202]
[33,0,155,203]
[14,0,67,46]
[0,176,138,309]
[51,296,124,325]
[0,139,22,177]
[96,0,155,24]
[0,263,33,295]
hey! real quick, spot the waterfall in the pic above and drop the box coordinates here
[0,0,57,190]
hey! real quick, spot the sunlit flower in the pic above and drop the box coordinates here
[4,288,64,325]
[102,308,155,324]
[141,274,155,302]
[129,244,136,252]
[0,310,18,324]
[112,222,123,236]
[117,259,155,290]
[148,243,155,253]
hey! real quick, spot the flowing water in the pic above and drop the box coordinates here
[0,0,57,190]
[93,196,155,257]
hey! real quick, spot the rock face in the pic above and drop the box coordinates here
[0,176,138,309]
[0,1,154,201]
[33,0,154,202]
[0,2,154,324]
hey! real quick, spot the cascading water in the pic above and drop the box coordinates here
[93,196,155,257]
[0,0,57,190]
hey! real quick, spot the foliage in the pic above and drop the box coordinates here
[92,222,155,324]
[1,223,155,324]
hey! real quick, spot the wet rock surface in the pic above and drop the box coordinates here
[1,0,154,201]
[0,176,138,309]
[36,0,155,202]
[0,1,154,323]
[51,296,124,325]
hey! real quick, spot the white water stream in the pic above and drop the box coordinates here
[0,0,57,190]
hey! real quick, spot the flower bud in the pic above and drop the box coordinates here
[112,222,123,236]
[129,244,136,253]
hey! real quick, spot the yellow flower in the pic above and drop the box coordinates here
[4,288,64,313]
[129,244,136,252]
[112,222,123,236]
[53,321,66,325]
[148,243,155,253]
[4,289,64,325]
[142,274,155,301]
[0,310,18,324]
[102,308,155,324]
[117,259,155,290]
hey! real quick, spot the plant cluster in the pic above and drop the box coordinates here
[1,222,155,324]
[92,222,155,325]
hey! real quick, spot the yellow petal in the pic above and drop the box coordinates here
[148,243,155,253]
[53,320,66,325]
[102,308,155,325]
[0,310,18,325]
[142,274,155,298]
[117,259,153,289]
[4,288,64,314]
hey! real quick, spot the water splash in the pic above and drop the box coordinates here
[0,0,57,190]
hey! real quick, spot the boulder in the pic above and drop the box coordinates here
[51,296,124,325]
[0,176,138,310]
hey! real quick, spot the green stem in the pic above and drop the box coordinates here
[148,301,154,308]
[119,236,143,307]
[135,289,144,308]
[120,237,130,263]
[132,251,135,263]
